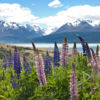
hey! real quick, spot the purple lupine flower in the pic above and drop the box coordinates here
[85,42,92,66]
[61,37,68,67]
[10,72,19,89]
[77,35,86,56]
[72,42,78,59]
[44,51,51,74]
[2,56,7,70]
[32,41,46,86]
[70,63,78,100]
[53,42,60,67]
[90,48,99,74]
[8,50,13,67]
[17,53,21,76]
[23,56,31,74]
[14,47,21,78]
[14,48,18,73]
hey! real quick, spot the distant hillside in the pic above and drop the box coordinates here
[33,32,100,43]
[33,21,100,43]
[0,20,44,43]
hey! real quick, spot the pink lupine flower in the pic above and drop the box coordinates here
[61,37,68,67]
[70,63,78,100]
[72,42,78,59]
[32,41,46,85]
[90,48,99,75]
[35,53,47,85]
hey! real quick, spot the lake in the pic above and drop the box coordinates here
[8,43,100,55]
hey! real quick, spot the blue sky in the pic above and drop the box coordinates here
[0,0,100,17]
[0,0,100,34]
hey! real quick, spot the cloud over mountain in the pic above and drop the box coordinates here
[0,3,38,23]
[33,5,100,34]
[0,4,100,35]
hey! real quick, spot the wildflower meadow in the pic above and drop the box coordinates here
[0,36,100,100]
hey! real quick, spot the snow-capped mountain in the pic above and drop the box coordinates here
[0,20,44,43]
[53,20,100,34]
[32,20,100,43]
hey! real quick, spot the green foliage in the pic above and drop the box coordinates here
[0,55,100,100]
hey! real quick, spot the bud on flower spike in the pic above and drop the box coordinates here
[77,35,86,56]
[31,40,37,52]
[96,45,99,57]
[70,63,78,100]
[96,45,99,62]
[72,42,78,59]
[61,37,68,67]
[85,42,92,66]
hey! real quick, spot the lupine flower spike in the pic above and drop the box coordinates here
[44,51,51,74]
[85,42,92,66]
[32,41,46,85]
[70,63,78,100]
[8,50,13,67]
[23,56,31,74]
[77,35,86,56]
[53,41,60,67]
[35,53,47,85]
[61,37,68,67]
[14,47,21,78]
[72,42,78,59]
[2,55,7,70]
[90,48,99,74]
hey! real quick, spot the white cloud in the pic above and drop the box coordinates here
[1,4,100,35]
[48,0,63,8]
[33,5,100,34]
[0,3,38,23]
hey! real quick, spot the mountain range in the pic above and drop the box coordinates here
[0,20,44,43]
[33,21,100,43]
[0,20,100,43]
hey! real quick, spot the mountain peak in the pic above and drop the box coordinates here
[0,20,45,43]
[53,20,99,34]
